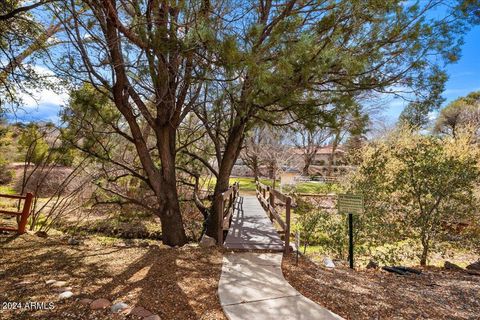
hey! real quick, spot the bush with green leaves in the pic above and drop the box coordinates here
[349,126,480,265]
[0,157,12,184]
[293,196,347,257]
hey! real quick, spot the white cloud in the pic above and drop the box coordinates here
[5,64,69,123]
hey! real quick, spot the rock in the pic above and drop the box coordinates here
[54,287,73,293]
[15,280,33,287]
[68,237,81,245]
[58,291,74,299]
[144,315,161,320]
[124,239,134,246]
[466,260,480,271]
[128,306,153,317]
[51,281,68,287]
[139,241,150,247]
[323,257,335,269]
[35,231,48,238]
[90,298,111,310]
[45,279,56,285]
[79,298,93,306]
[444,261,463,271]
[111,302,129,313]
[366,260,379,269]
[199,234,216,248]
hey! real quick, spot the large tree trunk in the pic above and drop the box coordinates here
[156,125,188,246]
[206,123,245,242]
[158,186,187,246]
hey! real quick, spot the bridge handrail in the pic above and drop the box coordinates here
[256,181,291,254]
[217,182,240,244]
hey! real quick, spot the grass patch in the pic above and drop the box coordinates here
[229,177,277,192]
[286,182,343,194]
[200,176,342,194]
[0,185,15,195]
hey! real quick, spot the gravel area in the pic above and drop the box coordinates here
[0,233,226,320]
[282,254,480,320]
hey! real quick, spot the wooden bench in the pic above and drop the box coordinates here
[0,193,33,234]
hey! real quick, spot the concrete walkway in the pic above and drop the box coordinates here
[219,195,343,320]
[219,252,343,319]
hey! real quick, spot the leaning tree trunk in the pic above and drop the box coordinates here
[206,123,245,242]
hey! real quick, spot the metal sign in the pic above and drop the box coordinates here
[338,193,364,214]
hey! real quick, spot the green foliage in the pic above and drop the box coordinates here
[284,183,343,194]
[293,196,347,258]
[61,83,121,158]
[349,126,480,265]
[434,90,480,138]
[18,124,49,165]
[0,156,12,184]
[399,68,447,128]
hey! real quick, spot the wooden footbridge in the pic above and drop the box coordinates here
[217,182,344,320]
[218,181,292,252]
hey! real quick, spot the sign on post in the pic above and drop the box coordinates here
[337,193,364,269]
[338,194,364,214]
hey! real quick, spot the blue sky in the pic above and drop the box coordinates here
[385,25,480,120]
[7,17,480,125]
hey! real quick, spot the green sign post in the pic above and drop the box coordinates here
[338,194,364,269]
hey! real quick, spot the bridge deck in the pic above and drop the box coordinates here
[224,195,284,251]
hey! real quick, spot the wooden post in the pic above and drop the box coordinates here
[217,194,224,245]
[348,213,354,269]
[284,196,291,254]
[269,187,275,221]
[18,193,33,234]
[269,188,275,207]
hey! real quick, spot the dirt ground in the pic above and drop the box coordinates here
[282,254,480,320]
[0,233,226,320]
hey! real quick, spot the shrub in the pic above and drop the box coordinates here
[349,126,480,265]
[0,159,13,185]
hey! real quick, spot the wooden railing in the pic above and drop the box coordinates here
[217,182,239,244]
[256,181,291,254]
[0,193,33,234]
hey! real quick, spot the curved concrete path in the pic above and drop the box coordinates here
[219,252,343,319]
[219,195,343,319]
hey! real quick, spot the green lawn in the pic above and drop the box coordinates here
[284,182,343,194]
[229,177,277,192]
[230,177,342,194]
[199,176,342,194]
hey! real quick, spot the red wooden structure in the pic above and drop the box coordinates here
[0,193,33,234]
